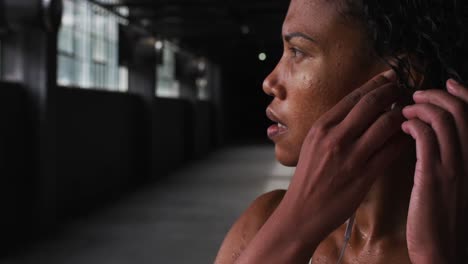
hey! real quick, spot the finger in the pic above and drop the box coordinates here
[319,70,397,126]
[340,82,402,138]
[401,119,439,173]
[403,104,459,167]
[412,90,468,155]
[445,78,468,258]
[412,88,468,214]
[447,79,468,103]
[355,107,406,159]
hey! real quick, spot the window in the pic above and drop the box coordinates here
[156,41,180,98]
[195,58,210,101]
[57,0,128,91]
[155,41,218,101]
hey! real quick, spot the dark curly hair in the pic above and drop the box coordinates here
[342,0,468,91]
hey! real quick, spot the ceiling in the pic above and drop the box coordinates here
[96,0,290,61]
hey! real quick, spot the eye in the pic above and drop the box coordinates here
[288,47,305,60]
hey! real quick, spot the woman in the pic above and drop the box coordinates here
[215,0,467,263]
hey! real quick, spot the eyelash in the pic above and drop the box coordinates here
[288,47,305,60]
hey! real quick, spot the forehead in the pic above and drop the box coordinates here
[283,0,364,45]
[284,0,340,27]
[283,0,350,42]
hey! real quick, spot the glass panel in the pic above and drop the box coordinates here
[196,58,211,101]
[156,41,180,98]
[57,0,127,91]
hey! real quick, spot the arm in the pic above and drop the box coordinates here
[216,70,406,263]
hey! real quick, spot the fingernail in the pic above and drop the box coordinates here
[401,122,409,133]
[448,78,460,86]
[413,90,423,97]
[402,105,410,113]
[447,79,459,93]
[383,70,397,81]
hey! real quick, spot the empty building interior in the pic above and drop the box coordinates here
[0,0,293,263]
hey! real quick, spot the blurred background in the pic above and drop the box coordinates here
[0,0,295,263]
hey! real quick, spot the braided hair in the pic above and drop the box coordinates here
[343,0,468,90]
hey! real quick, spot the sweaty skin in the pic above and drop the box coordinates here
[215,1,412,263]
[215,0,466,263]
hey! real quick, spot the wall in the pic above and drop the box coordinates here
[0,81,216,252]
[55,88,147,217]
[152,98,188,174]
[0,82,34,252]
[192,101,214,158]
[55,88,215,218]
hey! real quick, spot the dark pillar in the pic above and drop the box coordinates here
[1,0,62,234]
[211,65,224,147]
[126,30,158,181]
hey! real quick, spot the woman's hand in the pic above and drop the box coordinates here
[402,79,468,264]
[281,70,409,243]
[233,70,409,264]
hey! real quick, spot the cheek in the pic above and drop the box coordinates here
[293,76,338,122]
[289,78,333,139]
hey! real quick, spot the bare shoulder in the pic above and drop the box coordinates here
[214,189,287,264]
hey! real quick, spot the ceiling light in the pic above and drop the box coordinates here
[155,40,163,51]
[241,25,250,35]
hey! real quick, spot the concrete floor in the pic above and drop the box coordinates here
[3,145,294,264]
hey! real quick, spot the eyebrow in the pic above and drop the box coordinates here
[284,32,318,44]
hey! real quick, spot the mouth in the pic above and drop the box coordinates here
[266,108,289,139]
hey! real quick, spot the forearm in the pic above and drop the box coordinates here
[234,198,323,264]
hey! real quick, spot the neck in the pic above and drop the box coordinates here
[352,143,416,244]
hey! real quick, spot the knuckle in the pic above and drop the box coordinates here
[310,123,328,137]
[435,110,454,125]
[372,76,387,86]
[324,136,345,153]
[450,101,467,119]
[345,91,363,105]
[379,113,399,130]
[362,92,381,106]
[420,125,436,140]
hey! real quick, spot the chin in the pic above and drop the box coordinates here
[274,144,299,167]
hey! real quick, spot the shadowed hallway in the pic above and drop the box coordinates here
[3,145,294,264]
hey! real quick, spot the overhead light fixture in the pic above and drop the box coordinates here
[258,52,267,61]
[155,40,164,51]
[241,25,250,35]
[197,58,207,72]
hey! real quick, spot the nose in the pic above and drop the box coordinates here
[262,65,286,99]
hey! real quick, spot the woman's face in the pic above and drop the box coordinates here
[264,0,389,166]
